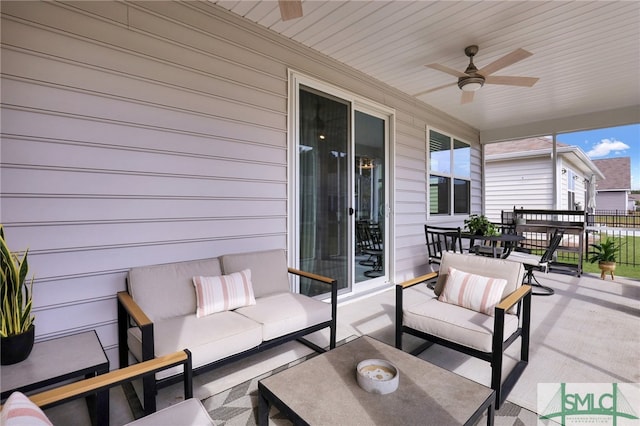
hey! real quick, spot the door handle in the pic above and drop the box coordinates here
[348,208,355,216]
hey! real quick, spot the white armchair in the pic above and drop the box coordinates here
[396,252,531,408]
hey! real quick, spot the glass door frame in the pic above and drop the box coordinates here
[287,70,395,298]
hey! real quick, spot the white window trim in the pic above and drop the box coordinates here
[427,126,472,217]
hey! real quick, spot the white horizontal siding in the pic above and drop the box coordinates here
[485,156,554,222]
[596,192,628,211]
[1,0,478,368]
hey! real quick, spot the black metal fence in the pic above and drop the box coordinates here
[586,210,639,267]
[586,210,640,228]
[501,209,639,270]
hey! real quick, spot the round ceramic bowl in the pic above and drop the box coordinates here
[356,359,399,395]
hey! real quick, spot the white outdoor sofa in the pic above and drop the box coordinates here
[117,248,337,414]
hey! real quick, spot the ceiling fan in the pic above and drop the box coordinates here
[415,45,539,104]
[278,0,303,21]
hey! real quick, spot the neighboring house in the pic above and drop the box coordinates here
[484,137,604,222]
[629,193,640,211]
[591,158,632,212]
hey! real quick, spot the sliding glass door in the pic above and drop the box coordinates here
[354,111,386,283]
[298,87,350,296]
[294,79,391,298]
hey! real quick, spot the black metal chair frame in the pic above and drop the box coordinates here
[424,224,463,264]
[22,350,193,424]
[357,221,384,277]
[511,229,565,296]
[363,223,384,278]
[356,221,375,265]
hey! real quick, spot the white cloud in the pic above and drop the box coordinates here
[586,138,630,158]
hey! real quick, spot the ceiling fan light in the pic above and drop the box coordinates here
[458,76,485,92]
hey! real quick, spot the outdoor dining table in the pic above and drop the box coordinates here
[460,233,525,259]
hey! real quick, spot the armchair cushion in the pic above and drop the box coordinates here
[192,269,256,317]
[403,296,519,352]
[126,398,213,426]
[434,252,525,314]
[438,267,507,316]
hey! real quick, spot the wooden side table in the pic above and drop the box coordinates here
[1,330,110,426]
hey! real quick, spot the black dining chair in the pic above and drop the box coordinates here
[356,220,375,266]
[506,229,565,296]
[357,221,384,277]
[424,224,463,264]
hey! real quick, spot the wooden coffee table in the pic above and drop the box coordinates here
[258,335,494,425]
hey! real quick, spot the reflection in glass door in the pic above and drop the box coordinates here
[354,111,386,283]
[298,87,350,296]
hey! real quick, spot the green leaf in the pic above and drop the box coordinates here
[0,224,35,336]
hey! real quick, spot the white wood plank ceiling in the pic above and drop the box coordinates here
[212,1,640,135]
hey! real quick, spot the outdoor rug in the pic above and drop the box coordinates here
[126,335,537,425]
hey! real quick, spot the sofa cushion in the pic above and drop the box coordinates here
[221,249,290,298]
[403,296,519,352]
[127,311,262,380]
[434,252,525,314]
[438,267,507,316]
[0,392,52,426]
[192,269,256,317]
[128,258,222,321]
[235,292,331,341]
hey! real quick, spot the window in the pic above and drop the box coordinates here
[429,130,470,215]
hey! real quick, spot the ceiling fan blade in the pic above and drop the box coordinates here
[461,91,474,104]
[485,75,539,87]
[478,48,533,76]
[426,63,468,78]
[413,82,457,97]
[278,0,303,21]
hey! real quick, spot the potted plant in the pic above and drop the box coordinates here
[588,237,620,280]
[1,224,35,365]
[464,214,498,236]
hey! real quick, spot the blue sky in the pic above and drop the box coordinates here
[557,124,640,190]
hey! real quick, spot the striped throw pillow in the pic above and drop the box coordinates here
[0,392,53,426]
[438,267,507,316]
[192,269,256,318]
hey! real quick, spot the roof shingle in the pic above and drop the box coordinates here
[592,157,631,190]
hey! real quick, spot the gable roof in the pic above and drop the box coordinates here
[591,158,631,191]
[485,137,568,155]
[484,137,604,179]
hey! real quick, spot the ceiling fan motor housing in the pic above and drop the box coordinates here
[459,45,485,91]
[458,75,485,91]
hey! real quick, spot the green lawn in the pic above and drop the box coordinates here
[581,261,639,280]
[560,234,640,280]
